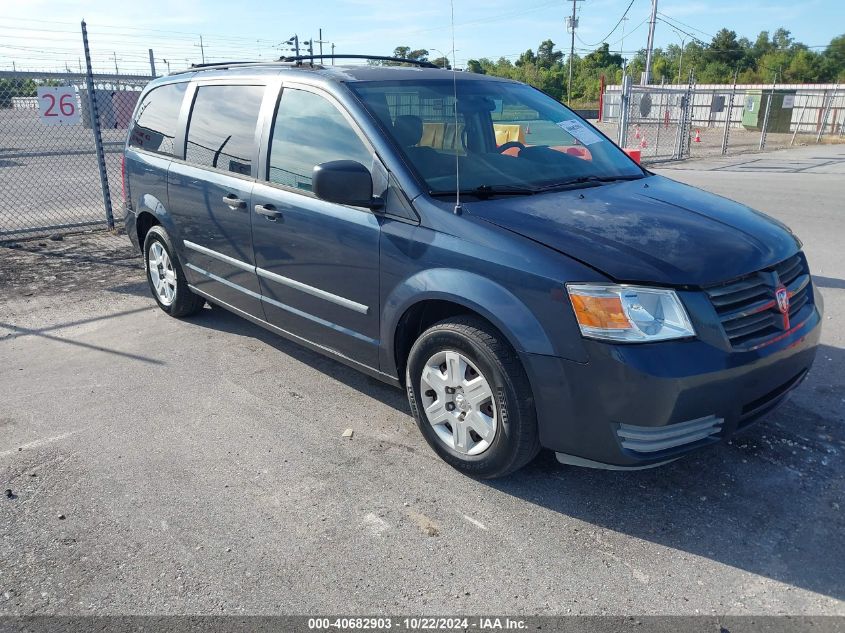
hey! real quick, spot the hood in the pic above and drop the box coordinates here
[465,175,800,287]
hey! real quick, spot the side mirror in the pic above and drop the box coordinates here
[312,160,382,209]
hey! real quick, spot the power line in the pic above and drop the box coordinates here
[580,0,637,47]
[656,11,714,40]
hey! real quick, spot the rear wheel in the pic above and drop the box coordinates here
[405,316,540,478]
[143,225,205,318]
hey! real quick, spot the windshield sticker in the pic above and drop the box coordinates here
[555,120,604,146]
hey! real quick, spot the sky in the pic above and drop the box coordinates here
[1,0,843,75]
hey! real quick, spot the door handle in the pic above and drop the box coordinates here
[222,194,246,209]
[254,203,282,220]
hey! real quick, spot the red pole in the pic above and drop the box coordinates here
[598,74,605,122]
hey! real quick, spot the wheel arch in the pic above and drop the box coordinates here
[136,193,177,250]
[382,268,556,381]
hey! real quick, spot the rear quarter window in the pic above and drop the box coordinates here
[128,82,188,156]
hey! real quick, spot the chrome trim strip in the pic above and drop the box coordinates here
[256,267,369,315]
[183,240,255,273]
[186,283,393,383]
[186,263,377,345]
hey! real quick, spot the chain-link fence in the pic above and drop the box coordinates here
[600,81,844,164]
[0,70,151,242]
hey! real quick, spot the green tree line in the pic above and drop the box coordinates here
[390,29,845,104]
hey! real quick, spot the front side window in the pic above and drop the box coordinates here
[128,82,187,155]
[268,88,372,191]
[350,79,644,196]
[185,85,264,176]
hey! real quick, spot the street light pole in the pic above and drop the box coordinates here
[677,38,685,84]
[642,0,658,84]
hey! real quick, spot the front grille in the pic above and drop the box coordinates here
[704,253,813,349]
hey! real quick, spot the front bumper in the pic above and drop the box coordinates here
[522,295,823,468]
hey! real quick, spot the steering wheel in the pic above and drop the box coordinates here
[496,141,526,154]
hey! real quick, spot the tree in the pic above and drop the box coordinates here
[466,59,485,74]
[431,56,451,69]
[515,49,536,67]
[386,29,845,103]
[709,29,744,67]
[536,40,563,69]
[772,28,794,50]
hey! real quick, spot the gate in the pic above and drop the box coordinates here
[619,81,694,162]
[0,71,152,241]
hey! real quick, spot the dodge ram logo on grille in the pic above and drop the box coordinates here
[776,285,790,314]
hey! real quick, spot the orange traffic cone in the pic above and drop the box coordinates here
[694,129,701,143]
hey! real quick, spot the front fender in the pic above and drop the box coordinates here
[380,268,556,377]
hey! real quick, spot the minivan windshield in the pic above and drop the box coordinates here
[350,78,644,197]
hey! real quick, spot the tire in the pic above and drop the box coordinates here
[143,225,205,318]
[405,316,540,478]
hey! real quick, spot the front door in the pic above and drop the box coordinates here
[169,82,266,316]
[251,85,382,368]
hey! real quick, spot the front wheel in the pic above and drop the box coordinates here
[405,316,540,478]
[143,225,205,318]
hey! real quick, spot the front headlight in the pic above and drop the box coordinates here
[566,283,695,342]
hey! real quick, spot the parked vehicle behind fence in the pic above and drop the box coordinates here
[123,57,822,477]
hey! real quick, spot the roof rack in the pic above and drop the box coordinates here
[279,54,440,69]
[169,60,299,76]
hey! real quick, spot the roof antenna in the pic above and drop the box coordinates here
[450,0,462,215]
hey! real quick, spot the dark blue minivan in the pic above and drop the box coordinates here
[123,58,822,477]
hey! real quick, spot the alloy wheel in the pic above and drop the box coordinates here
[148,241,177,306]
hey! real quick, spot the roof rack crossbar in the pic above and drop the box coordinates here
[279,54,440,69]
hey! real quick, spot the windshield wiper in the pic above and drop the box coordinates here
[536,174,646,192]
[429,184,539,199]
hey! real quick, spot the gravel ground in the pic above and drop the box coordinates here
[0,145,843,616]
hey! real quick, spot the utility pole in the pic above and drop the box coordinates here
[195,35,206,64]
[619,15,629,76]
[642,0,658,84]
[331,43,335,64]
[315,28,329,64]
[285,35,300,58]
[566,0,579,105]
[112,51,119,75]
[148,48,156,76]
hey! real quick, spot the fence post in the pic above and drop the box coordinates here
[759,78,776,151]
[618,74,632,148]
[790,97,809,146]
[721,70,737,155]
[676,71,694,160]
[81,20,115,230]
[654,77,665,155]
[816,84,839,143]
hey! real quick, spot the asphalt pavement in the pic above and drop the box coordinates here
[0,144,843,616]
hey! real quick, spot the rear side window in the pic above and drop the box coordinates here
[128,82,187,155]
[268,88,372,191]
[185,85,264,176]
